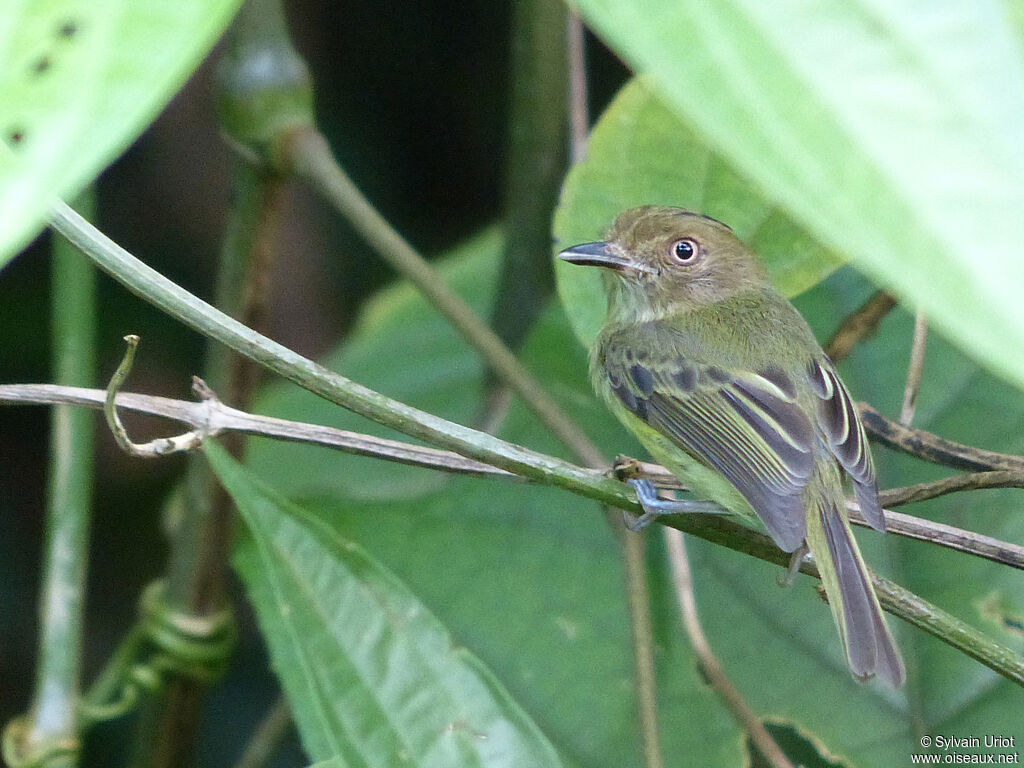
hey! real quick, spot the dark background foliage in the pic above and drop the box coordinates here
[0,3,625,763]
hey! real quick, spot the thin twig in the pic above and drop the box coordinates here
[852,503,1024,570]
[879,471,1024,507]
[104,337,207,457]
[567,9,589,164]
[899,309,928,426]
[663,529,794,768]
[0,384,512,479]
[5,383,1023,570]
[622,456,1024,570]
[284,130,605,470]
[859,403,1024,473]
[871,574,1024,686]
[823,291,897,363]
[616,525,664,768]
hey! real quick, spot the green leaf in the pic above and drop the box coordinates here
[572,0,1024,389]
[0,0,243,265]
[553,76,843,346]
[210,441,563,768]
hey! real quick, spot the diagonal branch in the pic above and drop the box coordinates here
[859,403,1024,473]
[5,382,1024,571]
[823,291,897,363]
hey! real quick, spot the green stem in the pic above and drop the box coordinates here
[25,192,97,765]
[47,202,628,503]
[286,130,605,469]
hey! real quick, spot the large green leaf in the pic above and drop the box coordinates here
[554,76,843,346]
[0,0,242,265]
[212,441,563,768]
[245,229,1023,765]
[571,0,1024,390]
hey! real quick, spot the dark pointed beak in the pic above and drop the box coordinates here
[557,241,632,271]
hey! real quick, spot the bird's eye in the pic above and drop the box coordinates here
[669,238,699,264]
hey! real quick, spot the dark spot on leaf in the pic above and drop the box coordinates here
[32,56,52,75]
[978,592,1024,639]
[7,128,25,145]
[59,20,79,38]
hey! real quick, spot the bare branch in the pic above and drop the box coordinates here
[664,529,794,768]
[5,383,1024,571]
[855,503,1024,570]
[823,291,897,363]
[1,383,515,479]
[899,308,928,426]
[624,457,1024,570]
[567,9,589,164]
[879,471,1024,507]
[859,403,1024,473]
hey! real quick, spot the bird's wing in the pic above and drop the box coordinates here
[807,358,885,531]
[602,338,816,551]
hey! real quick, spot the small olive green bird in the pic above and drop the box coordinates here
[559,206,904,686]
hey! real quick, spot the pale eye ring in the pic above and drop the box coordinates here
[669,238,700,264]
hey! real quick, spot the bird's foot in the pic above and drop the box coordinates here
[624,479,727,532]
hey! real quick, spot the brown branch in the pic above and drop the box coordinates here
[0,383,515,479]
[879,471,1024,507]
[823,291,897,363]
[664,529,794,768]
[899,309,928,426]
[859,403,1024,473]
[859,505,1024,571]
[7,384,1023,570]
[622,456,1024,570]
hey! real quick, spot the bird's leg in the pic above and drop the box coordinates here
[778,543,812,587]
[625,478,728,532]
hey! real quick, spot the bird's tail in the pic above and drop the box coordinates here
[804,470,905,687]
